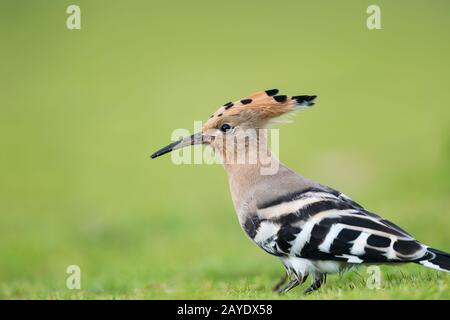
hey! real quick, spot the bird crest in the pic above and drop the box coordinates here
[203,89,317,131]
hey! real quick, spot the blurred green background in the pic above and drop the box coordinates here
[0,0,449,299]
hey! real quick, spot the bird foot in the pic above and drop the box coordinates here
[276,275,308,295]
[277,279,300,295]
[272,274,288,292]
[303,274,326,294]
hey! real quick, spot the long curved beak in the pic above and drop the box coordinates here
[150,132,205,159]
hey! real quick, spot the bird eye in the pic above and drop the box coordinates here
[220,123,232,133]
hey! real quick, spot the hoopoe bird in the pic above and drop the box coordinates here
[151,89,450,294]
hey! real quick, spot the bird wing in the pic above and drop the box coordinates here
[244,187,427,264]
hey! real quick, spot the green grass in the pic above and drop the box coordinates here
[1,267,449,300]
[0,0,449,299]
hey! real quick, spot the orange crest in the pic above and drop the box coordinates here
[203,89,316,131]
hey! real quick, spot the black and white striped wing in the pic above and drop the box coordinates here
[244,188,428,264]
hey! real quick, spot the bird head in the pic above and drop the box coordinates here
[150,89,316,161]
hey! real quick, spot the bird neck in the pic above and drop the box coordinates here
[221,129,278,175]
[220,132,282,213]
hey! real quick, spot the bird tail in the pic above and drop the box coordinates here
[417,247,450,272]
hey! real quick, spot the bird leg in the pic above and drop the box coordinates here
[304,273,326,294]
[277,275,308,295]
[272,273,288,292]
[277,279,299,295]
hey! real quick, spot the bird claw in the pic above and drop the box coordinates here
[276,275,308,295]
[276,279,299,295]
[272,274,288,292]
[303,274,326,294]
